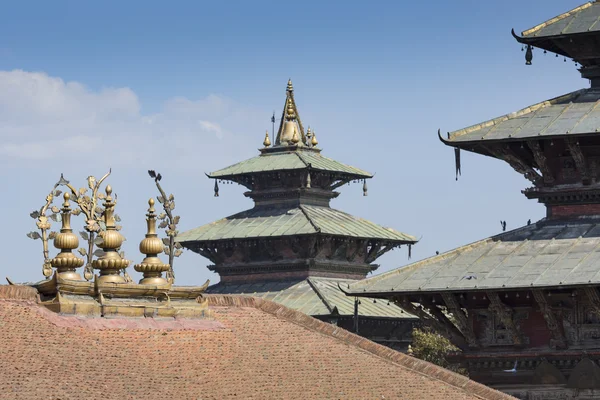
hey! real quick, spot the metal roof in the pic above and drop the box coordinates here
[208,149,372,178]
[348,217,600,295]
[446,89,600,144]
[206,277,415,318]
[521,2,599,38]
[176,205,417,243]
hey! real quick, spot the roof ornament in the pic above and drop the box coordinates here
[214,180,219,197]
[525,45,533,65]
[311,130,318,147]
[275,79,306,146]
[305,126,312,147]
[92,185,131,283]
[287,78,293,92]
[263,130,271,147]
[292,127,300,144]
[49,192,85,280]
[306,171,312,188]
[363,179,368,196]
[134,198,170,285]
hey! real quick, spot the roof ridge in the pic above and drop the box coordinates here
[522,2,594,37]
[306,277,335,313]
[298,205,321,233]
[449,89,586,140]
[0,285,40,301]
[205,294,515,400]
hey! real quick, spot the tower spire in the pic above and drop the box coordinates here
[275,79,306,146]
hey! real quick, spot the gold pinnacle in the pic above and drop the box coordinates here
[50,192,84,280]
[311,131,318,146]
[291,127,299,144]
[135,198,169,285]
[263,130,271,147]
[287,79,293,92]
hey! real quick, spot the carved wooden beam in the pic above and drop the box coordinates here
[485,144,542,184]
[440,293,479,348]
[527,140,555,184]
[565,138,591,184]
[330,179,351,191]
[486,292,523,346]
[583,287,600,315]
[366,242,383,263]
[395,297,468,350]
[532,290,567,350]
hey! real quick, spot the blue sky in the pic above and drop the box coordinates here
[0,0,588,285]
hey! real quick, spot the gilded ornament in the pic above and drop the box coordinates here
[263,130,271,147]
[49,193,84,280]
[135,198,170,285]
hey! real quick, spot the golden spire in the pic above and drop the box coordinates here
[134,198,170,285]
[92,185,131,284]
[291,127,299,144]
[263,130,271,147]
[311,130,318,147]
[275,79,306,146]
[50,192,84,280]
[287,79,293,92]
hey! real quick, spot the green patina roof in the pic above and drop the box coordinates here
[348,218,600,295]
[445,89,600,144]
[208,149,372,179]
[207,277,415,318]
[521,2,599,38]
[176,204,416,243]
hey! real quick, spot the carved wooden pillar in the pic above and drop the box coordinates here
[533,290,567,349]
[486,291,523,345]
[440,293,479,348]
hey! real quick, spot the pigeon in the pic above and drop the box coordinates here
[500,221,507,232]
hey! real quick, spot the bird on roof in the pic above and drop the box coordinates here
[527,219,531,225]
[500,221,507,232]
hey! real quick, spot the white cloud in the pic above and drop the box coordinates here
[0,70,261,167]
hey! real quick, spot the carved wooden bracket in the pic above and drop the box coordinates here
[527,140,555,184]
[440,293,479,348]
[532,290,567,350]
[583,287,600,315]
[486,291,523,346]
[395,297,468,350]
[565,138,590,184]
[486,145,542,184]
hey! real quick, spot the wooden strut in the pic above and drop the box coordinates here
[583,287,600,315]
[486,292,523,346]
[395,297,468,350]
[527,140,555,184]
[486,145,542,184]
[565,138,590,184]
[532,290,568,350]
[440,293,479,348]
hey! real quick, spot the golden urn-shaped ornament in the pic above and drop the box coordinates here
[134,198,170,285]
[92,185,130,283]
[49,193,84,280]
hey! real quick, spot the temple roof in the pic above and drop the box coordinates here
[208,148,371,179]
[0,285,513,400]
[207,277,413,318]
[176,204,416,243]
[520,1,599,39]
[348,217,600,295]
[444,88,600,145]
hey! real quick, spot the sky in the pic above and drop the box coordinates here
[0,0,588,286]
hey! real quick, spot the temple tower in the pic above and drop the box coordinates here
[177,81,419,349]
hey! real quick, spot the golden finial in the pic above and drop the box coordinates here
[92,185,130,284]
[311,131,318,146]
[407,344,414,356]
[49,192,84,280]
[291,127,299,144]
[287,79,293,92]
[263,130,271,147]
[134,198,170,285]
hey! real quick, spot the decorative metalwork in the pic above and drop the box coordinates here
[62,170,125,281]
[533,290,567,349]
[527,140,555,184]
[486,292,523,345]
[148,170,182,283]
[27,175,66,278]
[91,185,131,283]
[49,193,84,280]
[263,130,271,147]
[440,292,478,347]
[134,198,170,285]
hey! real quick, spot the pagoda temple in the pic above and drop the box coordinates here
[348,2,600,399]
[177,80,419,350]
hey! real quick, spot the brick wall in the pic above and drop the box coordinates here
[548,204,600,218]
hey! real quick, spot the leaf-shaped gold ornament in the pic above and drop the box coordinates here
[97,192,106,200]
[164,246,170,255]
[162,238,170,246]
[49,214,58,222]
[114,214,121,222]
[27,231,41,240]
[78,248,87,256]
[93,249,105,257]
[174,242,183,249]
[80,231,89,241]
[71,208,81,216]
[174,249,183,257]
[158,220,168,229]
[54,190,62,197]
[48,231,57,240]
[30,211,40,219]
[43,262,53,277]
[79,188,87,196]
[168,194,174,201]
[157,195,164,204]
[51,206,60,214]
[158,213,167,220]
[169,201,175,210]
[173,216,180,225]
[84,265,93,281]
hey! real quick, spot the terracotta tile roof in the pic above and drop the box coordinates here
[0,285,514,400]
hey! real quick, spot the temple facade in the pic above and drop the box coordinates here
[177,81,419,350]
[348,2,600,399]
